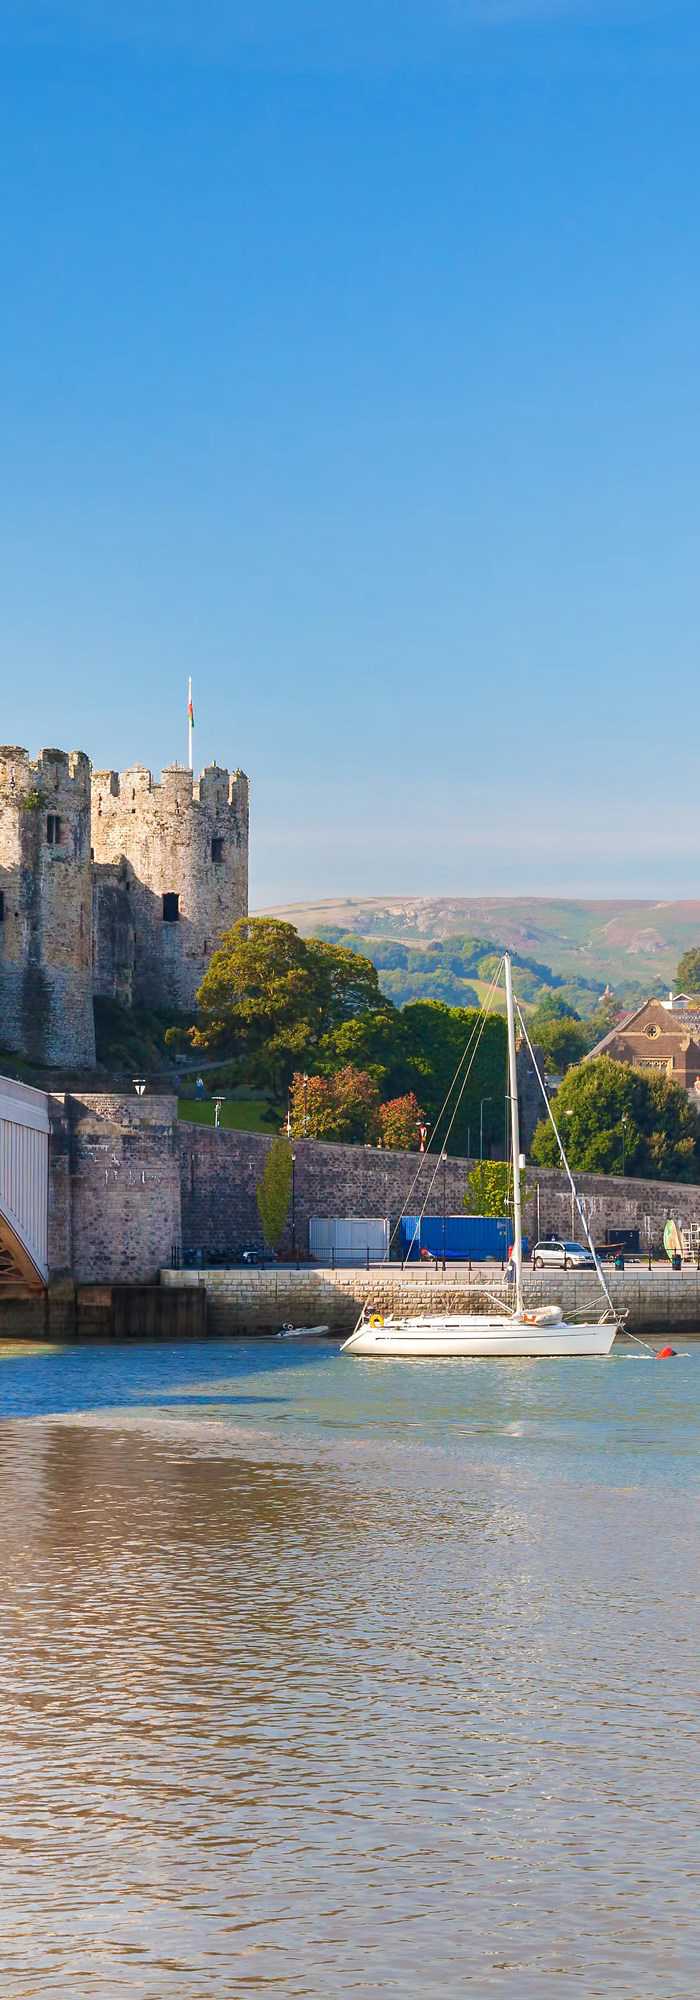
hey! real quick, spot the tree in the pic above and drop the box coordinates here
[256,1138,293,1251]
[400,1001,508,1159]
[288,1066,379,1143]
[377,1092,425,1151]
[466,1161,526,1219]
[531,1017,591,1076]
[531,1056,700,1182]
[528,995,580,1033]
[193,918,387,1097]
[676,948,700,994]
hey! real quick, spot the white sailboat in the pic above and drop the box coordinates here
[342,955,619,1360]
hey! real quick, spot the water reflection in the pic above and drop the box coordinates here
[0,1345,698,1997]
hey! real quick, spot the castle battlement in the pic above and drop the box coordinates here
[0,745,91,801]
[0,745,96,1068]
[0,739,250,1062]
[92,761,249,816]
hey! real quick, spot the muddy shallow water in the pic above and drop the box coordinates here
[0,1336,698,1997]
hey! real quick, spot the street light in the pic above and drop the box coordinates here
[417,1120,431,1153]
[291,1151,297,1261]
[133,1077,146,1097]
[621,1112,628,1178]
[213,1096,224,1129]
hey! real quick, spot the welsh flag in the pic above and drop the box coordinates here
[188,689,195,728]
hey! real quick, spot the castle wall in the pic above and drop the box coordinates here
[44,1096,700,1292]
[92,860,136,1006]
[0,748,96,1067]
[90,763,249,1012]
[49,1091,181,1283]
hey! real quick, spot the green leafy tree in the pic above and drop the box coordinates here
[676,948,700,993]
[193,918,386,1097]
[400,1001,508,1158]
[531,1057,700,1182]
[377,1092,425,1151]
[288,1065,379,1143]
[528,995,580,1032]
[317,1007,410,1097]
[532,1017,591,1075]
[466,1161,526,1219]
[256,1138,293,1251]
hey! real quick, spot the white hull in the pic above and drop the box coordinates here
[342,1314,618,1359]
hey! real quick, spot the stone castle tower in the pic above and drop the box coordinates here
[0,745,249,1066]
[0,747,96,1066]
[91,761,249,1011]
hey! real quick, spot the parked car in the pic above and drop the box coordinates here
[241,1246,266,1266]
[531,1238,595,1270]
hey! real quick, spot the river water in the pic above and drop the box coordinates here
[1,1335,698,1999]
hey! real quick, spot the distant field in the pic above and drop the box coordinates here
[256,895,700,989]
[178,1097,280,1134]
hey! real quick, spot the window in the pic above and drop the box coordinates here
[211,837,224,864]
[162,893,179,923]
[46,814,62,846]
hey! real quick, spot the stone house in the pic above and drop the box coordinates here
[587,992,700,1101]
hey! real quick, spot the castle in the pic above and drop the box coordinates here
[0,745,249,1068]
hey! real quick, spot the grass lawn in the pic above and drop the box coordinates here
[178,1096,281,1134]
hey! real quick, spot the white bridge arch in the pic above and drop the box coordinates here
[0,1077,50,1293]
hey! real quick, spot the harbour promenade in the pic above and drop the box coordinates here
[160,1262,700,1337]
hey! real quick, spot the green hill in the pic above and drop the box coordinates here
[257,896,700,998]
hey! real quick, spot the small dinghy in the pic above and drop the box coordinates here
[276,1324,330,1339]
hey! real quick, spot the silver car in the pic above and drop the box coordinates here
[532,1238,595,1270]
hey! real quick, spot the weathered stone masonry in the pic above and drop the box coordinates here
[0,744,249,1066]
[47,1097,700,1285]
[0,749,95,1067]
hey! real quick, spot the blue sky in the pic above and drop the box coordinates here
[1,1,699,905]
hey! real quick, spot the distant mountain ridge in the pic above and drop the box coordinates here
[256,896,700,989]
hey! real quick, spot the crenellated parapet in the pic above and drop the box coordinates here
[0,746,96,1067]
[0,736,250,1061]
[91,758,249,1011]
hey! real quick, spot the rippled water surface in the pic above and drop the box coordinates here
[1,1335,699,1998]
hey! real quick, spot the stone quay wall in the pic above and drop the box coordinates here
[46,1095,700,1291]
[49,1092,181,1284]
[176,1124,700,1263]
[161,1265,700,1337]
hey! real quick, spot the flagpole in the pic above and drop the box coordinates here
[187,676,193,771]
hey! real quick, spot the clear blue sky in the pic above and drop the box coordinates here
[2,2,699,905]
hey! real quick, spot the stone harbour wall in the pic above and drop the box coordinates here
[46,1094,700,1291]
[51,1092,181,1283]
[161,1264,700,1337]
[175,1124,700,1262]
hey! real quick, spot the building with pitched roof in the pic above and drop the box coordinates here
[587,992,700,1099]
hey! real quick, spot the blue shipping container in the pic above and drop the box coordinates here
[400,1214,514,1262]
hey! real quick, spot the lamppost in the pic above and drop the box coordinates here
[621,1112,628,1178]
[213,1096,224,1129]
[302,1074,309,1136]
[133,1077,146,1098]
[291,1151,297,1261]
[417,1120,431,1153]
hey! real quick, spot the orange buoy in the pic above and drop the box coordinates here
[656,1345,677,1358]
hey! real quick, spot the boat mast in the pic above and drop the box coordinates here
[504,954,524,1317]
